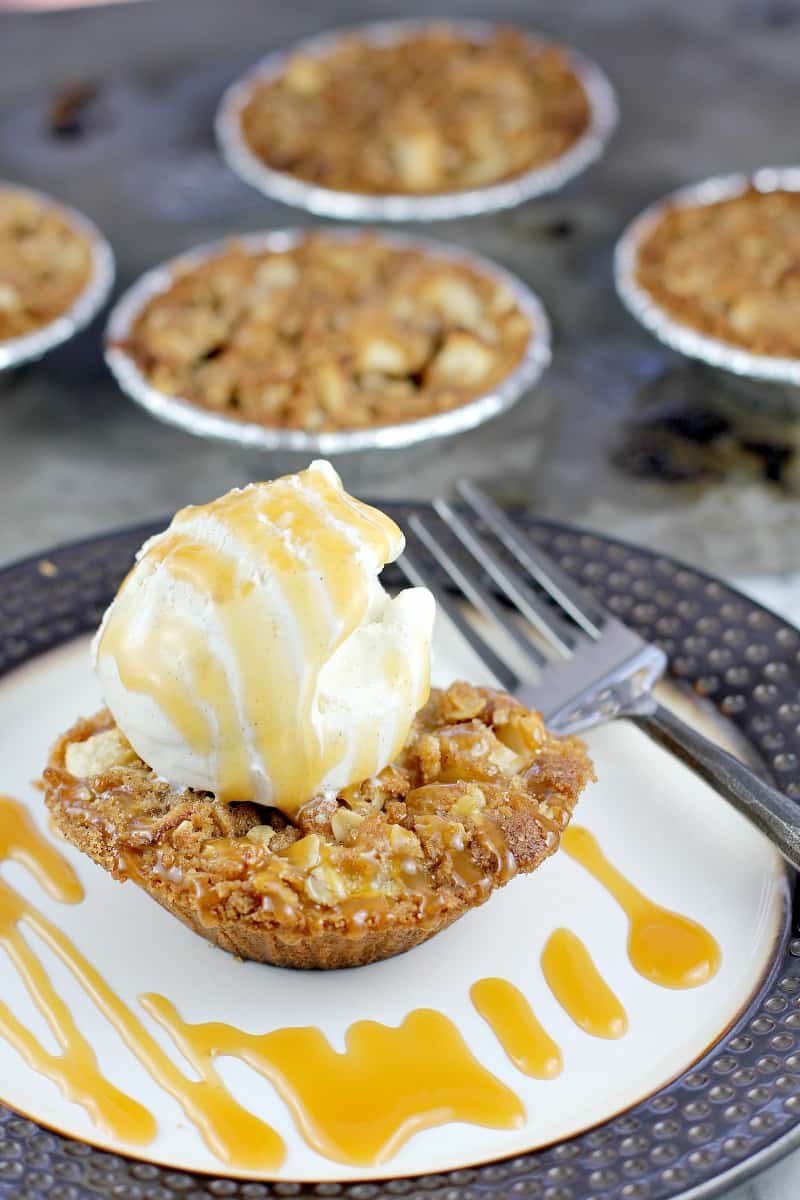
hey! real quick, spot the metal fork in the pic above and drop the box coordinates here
[400,481,800,873]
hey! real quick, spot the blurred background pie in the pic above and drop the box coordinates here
[115,232,534,433]
[0,184,92,342]
[238,26,591,195]
[634,186,800,360]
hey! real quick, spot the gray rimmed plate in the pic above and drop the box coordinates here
[614,167,800,417]
[104,228,552,454]
[0,181,115,372]
[0,512,799,1200]
[215,19,618,223]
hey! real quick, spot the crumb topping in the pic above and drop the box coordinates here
[239,27,591,195]
[44,683,593,943]
[0,188,92,342]
[635,188,800,358]
[117,233,532,433]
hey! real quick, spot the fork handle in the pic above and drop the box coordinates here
[633,702,800,873]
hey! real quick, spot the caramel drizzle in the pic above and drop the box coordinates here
[471,978,562,1079]
[0,795,726,1170]
[0,879,156,1145]
[0,795,284,1167]
[0,794,524,1169]
[541,928,628,1039]
[0,798,152,1140]
[97,467,427,814]
[561,825,722,989]
[0,794,83,904]
[142,995,525,1167]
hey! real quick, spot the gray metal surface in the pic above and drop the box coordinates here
[1,0,800,577]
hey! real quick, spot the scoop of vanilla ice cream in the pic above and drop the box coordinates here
[93,461,434,817]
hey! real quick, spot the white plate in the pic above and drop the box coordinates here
[0,624,787,1182]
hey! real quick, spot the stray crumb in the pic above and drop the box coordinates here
[48,80,98,138]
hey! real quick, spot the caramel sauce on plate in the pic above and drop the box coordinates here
[471,977,562,1079]
[0,795,284,1167]
[561,825,722,989]
[142,995,524,1167]
[0,794,522,1169]
[0,794,83,904]
[541,928,628,1039]
[0,793,725,1171]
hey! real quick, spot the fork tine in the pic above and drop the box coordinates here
[433,498,576,657]
[456,481,606,638]
[399,534,521,694]
[409,514,548,672]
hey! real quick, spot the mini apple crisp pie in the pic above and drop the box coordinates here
[0,187,93,342]
[116,234,532,432]
[44,683,594,970]
[43,467,593,970]
[635,188,800,359]
[238,27,591,195]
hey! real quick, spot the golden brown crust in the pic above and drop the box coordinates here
[240,27,591,195]
[0,188,92,342]
[117,233,531,434]
[43,684,594,970]
[635,188,800,358]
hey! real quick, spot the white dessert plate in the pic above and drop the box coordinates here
[0,516,798,1200]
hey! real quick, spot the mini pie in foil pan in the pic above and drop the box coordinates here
[214,19,618,223]
[104,228,552,455]
[0,181,115,372]
[614,167,800,394]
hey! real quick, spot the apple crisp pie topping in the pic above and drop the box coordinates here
[239,27,591,195]
[118,234,532,432]
[0,189,93,342]
[45,683,593,932]
[635,188,800,358]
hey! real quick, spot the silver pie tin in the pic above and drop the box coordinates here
[615,167,800,407]
[104,227,552,454]
[0,181,115,372]
[215,19,618,223]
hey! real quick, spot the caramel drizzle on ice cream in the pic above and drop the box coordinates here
[96,464,429,815]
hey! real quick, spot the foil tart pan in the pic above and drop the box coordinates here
[0,181,115,372]
[615,167,800,416]
[104,227,552,455]
[215,19,618,223]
